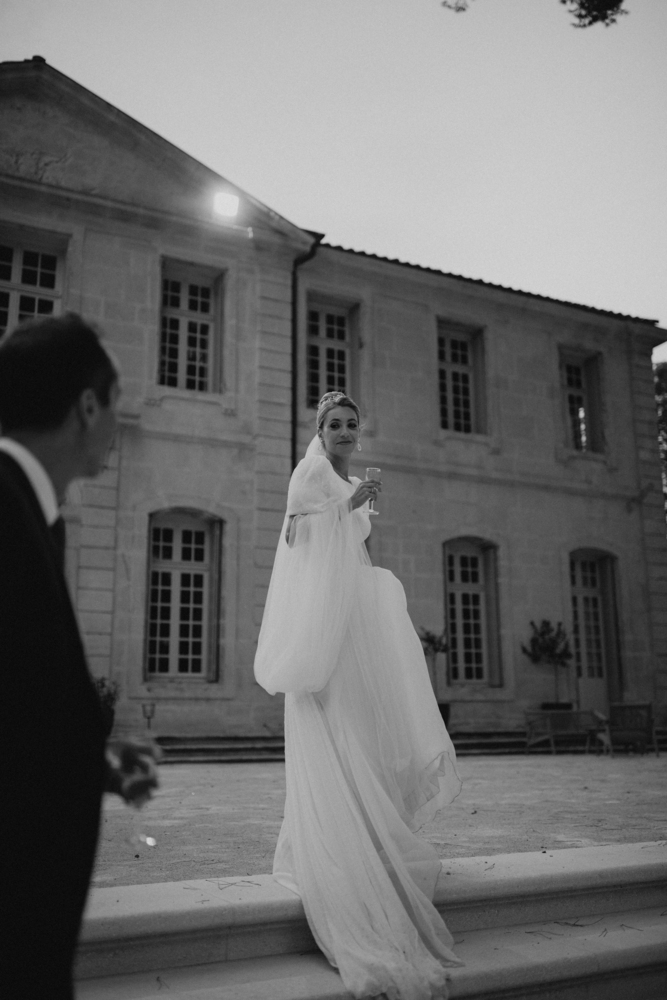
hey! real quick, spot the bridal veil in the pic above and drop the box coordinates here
[254,445,462,1000]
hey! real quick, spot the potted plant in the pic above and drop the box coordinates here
[521,619,573,709]
[93,676,120,737]
[418,628,450,725]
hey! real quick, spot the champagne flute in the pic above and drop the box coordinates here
[365,467,381,515]
[107,740,159,851]
[129,805,157,851]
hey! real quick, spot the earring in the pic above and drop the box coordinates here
[357,440,362,451]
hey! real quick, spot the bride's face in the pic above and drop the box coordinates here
[320,406,359,458]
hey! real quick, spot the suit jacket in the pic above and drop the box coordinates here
[0,451,107,997]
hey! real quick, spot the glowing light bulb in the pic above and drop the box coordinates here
[214,192,240,217]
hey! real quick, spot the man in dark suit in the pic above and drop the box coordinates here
[0,313,158,999]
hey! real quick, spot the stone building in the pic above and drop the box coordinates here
[1,56,665,737]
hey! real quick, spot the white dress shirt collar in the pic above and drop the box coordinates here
[0,437,60,526]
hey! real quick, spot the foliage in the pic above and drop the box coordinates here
[441,0,628,28]
[522,619,573,703]
[93,676,119,711]
[559,0,627,27]
[521,620,572,667]
[418,628,448,656]
[654,361,667,512]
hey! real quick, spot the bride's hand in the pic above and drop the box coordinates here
[349,479,381,511]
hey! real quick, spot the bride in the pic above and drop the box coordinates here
[254,391,463,1000]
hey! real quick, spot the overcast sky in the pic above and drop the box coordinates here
[2,0,666,357]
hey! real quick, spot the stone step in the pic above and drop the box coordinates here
[75,843,667,998]
[156,737,286,764]
[158,751,288,764]
[154,730,667,763]
[76,905,667,1000]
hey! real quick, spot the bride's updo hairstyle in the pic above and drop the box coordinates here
[316,391,361,432]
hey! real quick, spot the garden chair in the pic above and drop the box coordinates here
[606,703,659,756]
[525,709,606,754]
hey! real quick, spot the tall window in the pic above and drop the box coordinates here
[307,304,352,408]
[159,263,221,392]
[569,552,621,682]
[443,539,502,685]
[560,352,603,453]
[437,320,482,433]
[0,242,62,340]
[145,511,222,679]
[570,556,604,680]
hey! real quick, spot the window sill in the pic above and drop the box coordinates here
[130,679,235,701]
[144,388,237,416]
[434,429,501,454]
[555,446,613,469]
[443,686,514,701]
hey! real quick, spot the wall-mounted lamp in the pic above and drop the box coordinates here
[214,192,240,218]
[141,701,156,730]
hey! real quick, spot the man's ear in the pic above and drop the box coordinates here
[74,388,100,429]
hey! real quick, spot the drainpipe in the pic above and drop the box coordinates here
[291,231,324,469]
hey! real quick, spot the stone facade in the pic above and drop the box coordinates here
[1,57,665,736]
[297,247,667,729]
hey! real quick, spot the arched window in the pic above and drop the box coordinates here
[145,510,223,680]
[569,550,621,708]
[443,538,502,686]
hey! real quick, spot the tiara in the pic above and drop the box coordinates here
[316,391,349,422]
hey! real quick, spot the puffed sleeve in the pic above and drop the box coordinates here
[253,456,367,694]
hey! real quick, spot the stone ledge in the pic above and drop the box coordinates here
[76,843,667,982]
[78,905,667,1000]
[81,842,667,941]
[439,840,667,930]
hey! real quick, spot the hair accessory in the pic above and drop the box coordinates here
[317,391,346,417]
[316,390,357,428]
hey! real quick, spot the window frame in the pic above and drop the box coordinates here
[559,349,604,455]
[436,319,486,436]
[569,549,623,701]
[158,260,224,395]
[0,239,63,340]
[305,298,358,409]
[442,538,502,687]
[144,509,223,682]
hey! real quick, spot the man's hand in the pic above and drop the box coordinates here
[105,739,161,807]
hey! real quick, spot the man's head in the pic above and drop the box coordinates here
[0,312,120,481]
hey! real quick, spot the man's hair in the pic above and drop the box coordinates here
[0,313,118,433]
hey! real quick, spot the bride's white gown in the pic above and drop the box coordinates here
[254,451,463,1000]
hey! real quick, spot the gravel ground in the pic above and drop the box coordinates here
[92,754,667,888]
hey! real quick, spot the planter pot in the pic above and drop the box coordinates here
[540,702,573,711]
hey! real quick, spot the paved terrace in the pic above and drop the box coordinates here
[93,754,667,888]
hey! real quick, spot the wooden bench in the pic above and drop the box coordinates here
[525,709,608,754]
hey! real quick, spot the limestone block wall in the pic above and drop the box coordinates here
[2,59,665,739]
[628,331,667,705]
[89,232,297,737]
[249,258,295,736]
[0,175,302,737]
[298,248,667,730]
[2,176,664,737]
